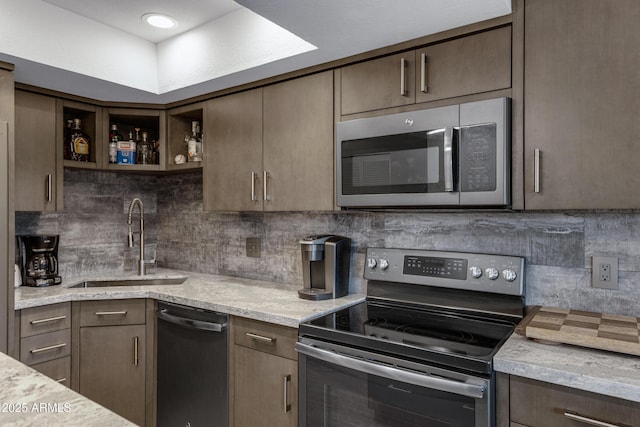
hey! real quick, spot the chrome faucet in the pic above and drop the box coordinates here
[127,197,155,276]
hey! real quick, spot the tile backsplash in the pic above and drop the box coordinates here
[15,169,640,316]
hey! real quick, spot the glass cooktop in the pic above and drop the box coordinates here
[300,300,516,373]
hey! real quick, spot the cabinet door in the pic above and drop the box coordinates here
[79,324,146,426]
[340,51,416,115]
[415,26,511,103]
[263,71,335,211]
[204,88,263,211]
[510,376,640,427]
[524,0,640,209]
[15,90,58,211]
[234,345,297,427]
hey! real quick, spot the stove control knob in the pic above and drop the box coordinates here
[502,269,518,282]
[379,259,390,270]
[469,266,483,279]
[367,257,377,269]
[485,267,500,280]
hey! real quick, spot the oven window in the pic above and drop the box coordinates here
[341,129,452,195]
[304,357,476,427]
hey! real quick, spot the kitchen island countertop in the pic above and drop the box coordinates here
[494,333,640,403]
[15,269,365,328]
[0,351,133,426]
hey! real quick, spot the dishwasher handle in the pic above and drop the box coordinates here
[158,308,226,333]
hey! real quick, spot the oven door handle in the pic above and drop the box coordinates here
[296,342,485,399]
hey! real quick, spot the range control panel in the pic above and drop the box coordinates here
[364,248,524,297]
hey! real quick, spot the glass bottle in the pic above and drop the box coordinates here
[108,124,123,164]
[187,121,203,162]
[68,118,90,162]
[63,119,74,160]
[137,131,152,165]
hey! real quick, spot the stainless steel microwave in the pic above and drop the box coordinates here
[336,97,511,208]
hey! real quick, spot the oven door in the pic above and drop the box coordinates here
[336,104,460,207]
[297,339,493,427]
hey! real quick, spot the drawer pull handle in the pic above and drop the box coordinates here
[94,311,128,316]
[30,315,67,325]
[245,332,276,344]
[30,343,66,354]
[283,374,292,414]
[564,412,623,427]
[55,377,67,383]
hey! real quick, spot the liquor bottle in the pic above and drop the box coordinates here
[68,118,90,162]
[63,119,73,160]
[108,124,123,164]
[187,121,203,162]
[117,131,136,165]
[152,139,160,164]
[137,131,152,165]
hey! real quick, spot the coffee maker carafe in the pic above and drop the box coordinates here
[17,235,62,287]
[298,235,351,300]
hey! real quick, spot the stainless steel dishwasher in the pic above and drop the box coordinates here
[157,301,228,427]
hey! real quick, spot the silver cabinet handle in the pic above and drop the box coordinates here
[46,174,52,202]
[534,148,541,193]
[30,343,66,354]
[55,377,67,383]
[564,412,622,427]
[31,315,67,325]
[420,53,428,93]
[400,57,407,96]
[263,170,271,201]
[283,374,292,414]
[444,127,454,192]
[245,332,276,344]
[94,311,127,316]
[251,171,258,201]
[133,336,139,367]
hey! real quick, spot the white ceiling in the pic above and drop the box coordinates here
[0,0,512,104]
[41,0,244,43]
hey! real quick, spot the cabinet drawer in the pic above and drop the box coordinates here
[31,356,71,387]
[510,376,640,427]
[20,328,71,366]
[233,317,297,361]
[21,302,71,337]
[79,299,146,327]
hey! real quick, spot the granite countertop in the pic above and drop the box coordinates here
[494,333,640,403]
[0,352,133,426]
[15,269,366,328]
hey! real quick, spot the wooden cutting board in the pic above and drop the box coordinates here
[519,306,640,357]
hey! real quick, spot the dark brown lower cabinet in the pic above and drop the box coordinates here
[74,299,153,427]
[79,324,146,425]
[508,375,640,427]
[231,316,298,427]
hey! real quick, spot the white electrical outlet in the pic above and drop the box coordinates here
[592,256,618,289]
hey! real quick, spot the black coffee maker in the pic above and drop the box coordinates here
[16,235,62,287]
[298,235,351,300]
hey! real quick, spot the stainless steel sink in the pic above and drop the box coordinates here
[70,277,188,288]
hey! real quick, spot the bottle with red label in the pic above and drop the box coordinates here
[67,118,91,162]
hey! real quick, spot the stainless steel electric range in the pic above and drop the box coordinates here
[297,247,525,427]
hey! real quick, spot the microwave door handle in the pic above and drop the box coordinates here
[444,126,454,192]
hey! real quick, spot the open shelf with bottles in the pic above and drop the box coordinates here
[58,100,102,169]
[167,103,204,171]
[103,108,166,172]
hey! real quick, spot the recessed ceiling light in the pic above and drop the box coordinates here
[142,13,178,29]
